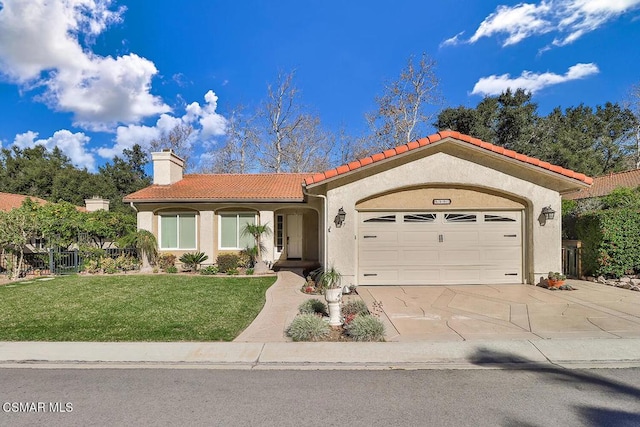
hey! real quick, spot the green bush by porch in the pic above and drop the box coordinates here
[576,208,640,278]
[0,275,275,341]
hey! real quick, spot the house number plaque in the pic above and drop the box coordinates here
[432,199,451,205]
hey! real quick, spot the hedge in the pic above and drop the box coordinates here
[575,208,640,278]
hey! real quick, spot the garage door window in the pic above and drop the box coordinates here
[444,213,476,223]
[484,214,517,222]
[363,214,396,223]
[403,213,436,223]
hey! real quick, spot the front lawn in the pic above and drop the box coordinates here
[0,274,276,341]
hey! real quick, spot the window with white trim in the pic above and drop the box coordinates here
[219,213,256,250]
[159,213,197,249]
[275,215,284,252]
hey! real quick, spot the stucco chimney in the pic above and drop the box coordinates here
[151,150,185,185]
[84,196,110,212]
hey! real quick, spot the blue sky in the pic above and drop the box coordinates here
[1,0,640,172]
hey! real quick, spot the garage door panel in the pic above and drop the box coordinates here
[439,250,481,263]
[442,268,481,282]
[359,250,399,265]
[400,249,441,263]
[483,269,521,283]
[399,231,439,245]
[360,269,399,285]
[441,231,480,245]
[399,268,442,283]
[479,230,521,246]
[359,230,398,244]
[483,248,522,263]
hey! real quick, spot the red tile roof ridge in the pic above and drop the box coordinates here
[303,131,593,186]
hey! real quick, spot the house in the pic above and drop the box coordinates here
[123,130,592,286]
[562,168,640,201]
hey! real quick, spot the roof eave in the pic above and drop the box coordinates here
[123,197,306,204]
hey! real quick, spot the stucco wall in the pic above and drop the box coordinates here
[133,201,321,265]
[324,151,562,286]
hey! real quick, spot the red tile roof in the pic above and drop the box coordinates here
[0,192,47,212]
[123,173,309,202]
[563,168,640,200]
[303,130,593,186]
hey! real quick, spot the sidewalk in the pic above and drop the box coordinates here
[1,339,640,370]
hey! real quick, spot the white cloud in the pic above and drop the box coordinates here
[98,90,228,158]
[469,2,552,47]
[471,63,600,96]
[0,0,169,130]
[447,0,640,48]
[13,129,96,171]
[440,31,465,48]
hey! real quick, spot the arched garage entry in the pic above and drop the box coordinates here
[356,185,529,285]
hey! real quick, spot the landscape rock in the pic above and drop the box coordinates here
[597,276,607,284]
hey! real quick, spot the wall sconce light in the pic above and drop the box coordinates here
[334,207,346,228]
[541,206,556,221]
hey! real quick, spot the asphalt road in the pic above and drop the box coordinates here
[1,367,639,426]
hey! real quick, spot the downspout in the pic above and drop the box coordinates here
[302,184,328,273]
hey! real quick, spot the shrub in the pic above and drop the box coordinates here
[346,315,385,342]
[286,314,330,341]
[341,300,369,317]
[101,257,117,274]
[166,266,178,274]
[200,265,219,275]
[576,208,640,277]
[157,253,176,271]
[298,299,327,316]
[238,248,255,268]
[245,268,254,275]
[115,254,138,271]
[83,258,100,274]
[226,267,239,275]
[179,251,209,271]
[217,254,239,273]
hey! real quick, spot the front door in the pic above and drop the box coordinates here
[286,214,303,259]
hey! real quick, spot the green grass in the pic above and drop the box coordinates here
[0,274,276,342]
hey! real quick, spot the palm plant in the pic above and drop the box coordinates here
[241,222,272,261]
[118,229,158,268]
[179,251,209,272]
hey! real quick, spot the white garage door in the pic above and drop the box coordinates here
[358,211,523,285]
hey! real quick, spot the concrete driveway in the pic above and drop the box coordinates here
[358,280,640,342]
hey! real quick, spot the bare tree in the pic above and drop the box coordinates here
[203,106,257,173]
[366,53,443,152]
[627,83,640,169]
[256,71,332,173]
[149,123,194,170]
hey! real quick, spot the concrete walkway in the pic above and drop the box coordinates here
[234,271,313,342]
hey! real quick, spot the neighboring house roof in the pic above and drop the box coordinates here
[304,130,593,187]
[0,192,88,212]
[123,173,310,202]
[563,168,640,200]
[0,192,47,212]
